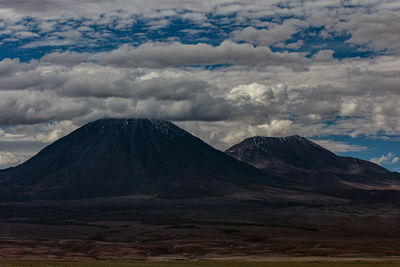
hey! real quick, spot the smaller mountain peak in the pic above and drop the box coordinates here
[286,134,302,139]
[246,135,307,143]
[276,135,305,142]
[226,134,333,157]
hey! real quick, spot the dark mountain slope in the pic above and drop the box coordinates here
[0,119,284,201]
[225,136,400,196]
[225,135,389,174]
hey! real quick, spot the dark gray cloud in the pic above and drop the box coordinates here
[0,58,37,77]
[231,19,308,46]
[41,51,90,66]
[0,58,235,125]
[1,52,400,140]
[0,90,90,125]
[0,70,43,90]
[337,10,400,53]
[0,140,48,152]
[98,41,309,71]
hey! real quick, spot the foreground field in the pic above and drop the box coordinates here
[2,201,400,258]
[1,259,400,267]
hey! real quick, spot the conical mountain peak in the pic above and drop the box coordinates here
[226,135,330,155]
[82,118,187,137]
[0,118,278,201]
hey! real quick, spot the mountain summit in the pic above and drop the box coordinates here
[0,118,278,201]
[225,135,388,174]
[225,135,400,197]
[2,121,400,203]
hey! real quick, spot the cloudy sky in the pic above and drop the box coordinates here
[1,0,400,171]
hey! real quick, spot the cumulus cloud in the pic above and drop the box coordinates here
[0,0,285,20]
[339,10,400,53]
[20,39,77,48]
[0,120,77,143]
[312,50,335,62]
[310,139,368,153]
[0,58,37,76]
[1,0,400,163]
[41,51,90,66]
[1,49,400,146]
[231,19,308,46]
[371,152,399,165]
[98,41,308,70]
[0,58,235,125]
[0,121,80,168]
[0,0,399,55]
[0,151,20,168]
[0,90,90,125]
[228,82,288,106]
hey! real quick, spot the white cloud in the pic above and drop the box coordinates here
[339,10,400,53]
[285,40,304,50]
[371,152,399,165]
[0,151,33,168]
[0,59,236,125]
[1,0,400,152]
[231,19,308,46]
[1,49,400,149]
[312,50,335,62]
[98,41,308,70]
[41,51,90,66]
[0,151,19,168]
[256,119,294,136]
[228,82,288,106]
[1,0,399,59]
[35,121,78,143]
[20,39,76,48]
[14,31,39,39]
[310,139,368,153]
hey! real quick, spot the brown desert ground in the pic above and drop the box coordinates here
[1,199,400,259]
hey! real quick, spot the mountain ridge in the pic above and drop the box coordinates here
[0,118,285,201]
[2,119,400,258]
[225,135,390,173]
[225,135,400,196]
[1,119,400,203]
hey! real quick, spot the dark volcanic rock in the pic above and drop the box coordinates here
[225,136,400,198]
[225,135,389,174]
[2,127,400,259]
[2,123,400,260]
[0,119,281,201]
